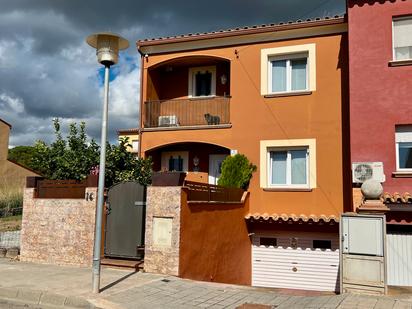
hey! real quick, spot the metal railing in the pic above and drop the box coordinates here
[184,181,244,203]
[144,96,230,128]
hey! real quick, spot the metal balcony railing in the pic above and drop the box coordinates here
[144,96,230,128]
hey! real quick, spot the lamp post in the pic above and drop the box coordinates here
[86,32,129,294]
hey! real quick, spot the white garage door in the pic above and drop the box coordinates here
[252,234,340,292]
[387,231,412,286]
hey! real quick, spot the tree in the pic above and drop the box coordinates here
[30,119,152,187]
[8,146,37,169]
[105,137,152,187]
[31,119,100,180]
[217,154,257,189]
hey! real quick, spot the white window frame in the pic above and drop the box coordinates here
[267,146,309,189]
[268,53,309,95]
[188,66,216,98]
[131,140,139,153]
[260,44,316,96]
[395,126,412,172]
[392,16,412,61]
[161,151,189,172]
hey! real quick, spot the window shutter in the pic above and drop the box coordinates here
[169,156,174,171]
[178,156,183,171]
[396,125,412,143]
[394,19,412,48]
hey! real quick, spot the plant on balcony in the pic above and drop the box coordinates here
[217,154,257,190]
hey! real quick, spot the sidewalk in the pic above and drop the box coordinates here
[0,259,411,309]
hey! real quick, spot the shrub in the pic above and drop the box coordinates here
[217,154,257,189]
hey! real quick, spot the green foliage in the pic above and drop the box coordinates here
[217,154,257,189]
[29,119,152,187]
[105,137,152,187]
[7,146,37,170]
[31,119,100,180]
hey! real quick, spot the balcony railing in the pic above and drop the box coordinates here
[144,96,230,128]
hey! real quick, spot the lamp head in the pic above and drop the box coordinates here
[86,32,129,66]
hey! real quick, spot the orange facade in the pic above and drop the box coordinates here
[139,22,350,218]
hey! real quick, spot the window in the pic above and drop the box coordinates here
[393,17,412,61]
[161,151,189,172]
[395,125,412,171]
[260,139,316,189]
[269,54,308,93]
[188,66,216,97]
[260,44,316,95]
[268,147,309,188]
[259,237,277,247]
[313,240,332,250]
[132,140,139,153]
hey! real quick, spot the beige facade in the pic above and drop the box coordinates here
[117,128,139,155]
[0,119,39,187]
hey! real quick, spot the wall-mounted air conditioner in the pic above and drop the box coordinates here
[352,162,385,183]
[158,115,179,127]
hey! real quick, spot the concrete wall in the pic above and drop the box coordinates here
[144,186,182,276]
[348,0,412,192]
[20,187,97,267]
[179,189,251,285]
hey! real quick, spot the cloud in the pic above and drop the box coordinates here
[0,0,345,146]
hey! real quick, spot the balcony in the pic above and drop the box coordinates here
[144,96,230,129]
[143,55,231,130]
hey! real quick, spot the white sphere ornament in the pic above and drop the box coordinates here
[361,179,383,199]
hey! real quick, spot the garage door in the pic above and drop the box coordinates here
[387,230,412,286]
[252,234,339,292]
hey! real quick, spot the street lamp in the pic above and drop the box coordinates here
[86,32,129,294]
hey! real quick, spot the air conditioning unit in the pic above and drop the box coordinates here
[158,115,178,127]
[352,162,385,183]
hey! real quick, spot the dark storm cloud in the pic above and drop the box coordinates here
[0,0,345,146]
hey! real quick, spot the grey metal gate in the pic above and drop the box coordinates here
[105,181,146,259]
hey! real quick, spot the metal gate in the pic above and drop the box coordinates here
[105,181,146,259]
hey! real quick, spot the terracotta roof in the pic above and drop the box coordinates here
[245,213,339,223]
[117,128,140,134]
[137,15,345,47]
[382,192,412,204]
[0,119,12,128]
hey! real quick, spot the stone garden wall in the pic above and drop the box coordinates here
[144,186,182,276]
[20,187,97,267]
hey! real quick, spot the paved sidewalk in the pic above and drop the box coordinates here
[0,259,411,309]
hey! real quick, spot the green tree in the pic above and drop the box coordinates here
[31,119,100,180]
[106,137,152,187]
[8,146,37,169]
[217,154,257,189]
[30,119,152,187]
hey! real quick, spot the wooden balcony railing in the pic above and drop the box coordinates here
[144,96,230,128]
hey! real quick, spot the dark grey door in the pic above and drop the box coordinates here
[105,182,146,259]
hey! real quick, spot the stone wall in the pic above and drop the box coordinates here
[144,186,181,276]
[20,187,97,267]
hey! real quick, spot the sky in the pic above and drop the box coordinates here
[0,0,345,147]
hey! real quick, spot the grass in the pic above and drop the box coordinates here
[0,176,23,212]
[0,215,22,232]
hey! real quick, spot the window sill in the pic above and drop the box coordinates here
[263,187,313,192]
[392,171,412,178]
[388,59,412,67]
[264,91,312,98]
